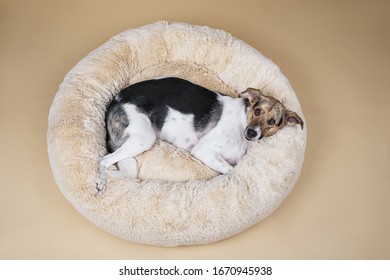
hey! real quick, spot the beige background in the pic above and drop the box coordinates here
[0,0,389,259]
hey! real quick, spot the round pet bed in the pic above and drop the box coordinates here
[47,21,306,246]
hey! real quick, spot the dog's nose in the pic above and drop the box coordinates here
[246,128,257,139]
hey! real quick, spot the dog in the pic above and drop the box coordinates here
[96,77,303,193]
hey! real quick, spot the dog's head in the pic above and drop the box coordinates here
[240,88,304,141]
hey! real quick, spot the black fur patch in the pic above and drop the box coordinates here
[116,77,222,129]
[106,77,224,151]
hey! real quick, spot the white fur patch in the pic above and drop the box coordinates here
[123,104,155,140]
[191,96,251,167]
[159,107,199,151]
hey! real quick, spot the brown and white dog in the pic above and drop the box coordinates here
[97,77,303,193]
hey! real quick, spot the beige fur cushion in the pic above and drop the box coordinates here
[47,21,306,246]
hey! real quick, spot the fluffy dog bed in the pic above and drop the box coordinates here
[47,21,306,246]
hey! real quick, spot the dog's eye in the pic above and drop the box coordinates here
[254,108,261,116]
[268,118,276,126]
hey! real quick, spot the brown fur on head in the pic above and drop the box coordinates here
[240,88,304,141]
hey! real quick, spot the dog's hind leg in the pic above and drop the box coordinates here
[97,129,156,194]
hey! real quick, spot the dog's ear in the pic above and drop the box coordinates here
[240,88,263,104]
[284,110,304,129]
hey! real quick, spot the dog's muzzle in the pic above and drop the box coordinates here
[244,128,261,141]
